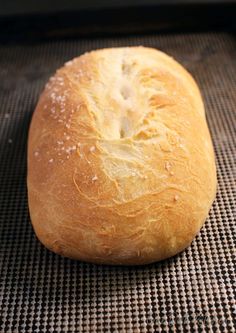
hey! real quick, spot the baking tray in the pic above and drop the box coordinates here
[0,27,235,332]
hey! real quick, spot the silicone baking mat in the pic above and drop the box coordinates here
[0,32,235,332]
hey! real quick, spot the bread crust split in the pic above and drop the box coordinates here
[27,47,217,265]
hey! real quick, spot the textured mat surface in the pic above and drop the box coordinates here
[0,32,235,333]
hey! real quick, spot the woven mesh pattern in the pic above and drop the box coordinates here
[0,32,235,333]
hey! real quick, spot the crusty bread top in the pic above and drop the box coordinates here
[28,47,216,264]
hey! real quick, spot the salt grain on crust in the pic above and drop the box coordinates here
[65,60,75,67]
[66,146,77,154]
[49,158,54,163]
[92,175,98,181]
[57,96,66,102]
[90,146,95,152]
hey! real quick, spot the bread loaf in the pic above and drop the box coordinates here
[27,47,217,265]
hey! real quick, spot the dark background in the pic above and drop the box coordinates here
[0,0,236,42]
[0,0,234,16]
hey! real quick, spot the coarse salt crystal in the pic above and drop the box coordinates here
[49,158,54,163]
[57,96,65,102]
[90,146,95,152]
[174,195,179,201]
[65,60,73,66]
[92,175,98,181]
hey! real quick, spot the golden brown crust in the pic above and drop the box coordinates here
[27,47,217,265]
